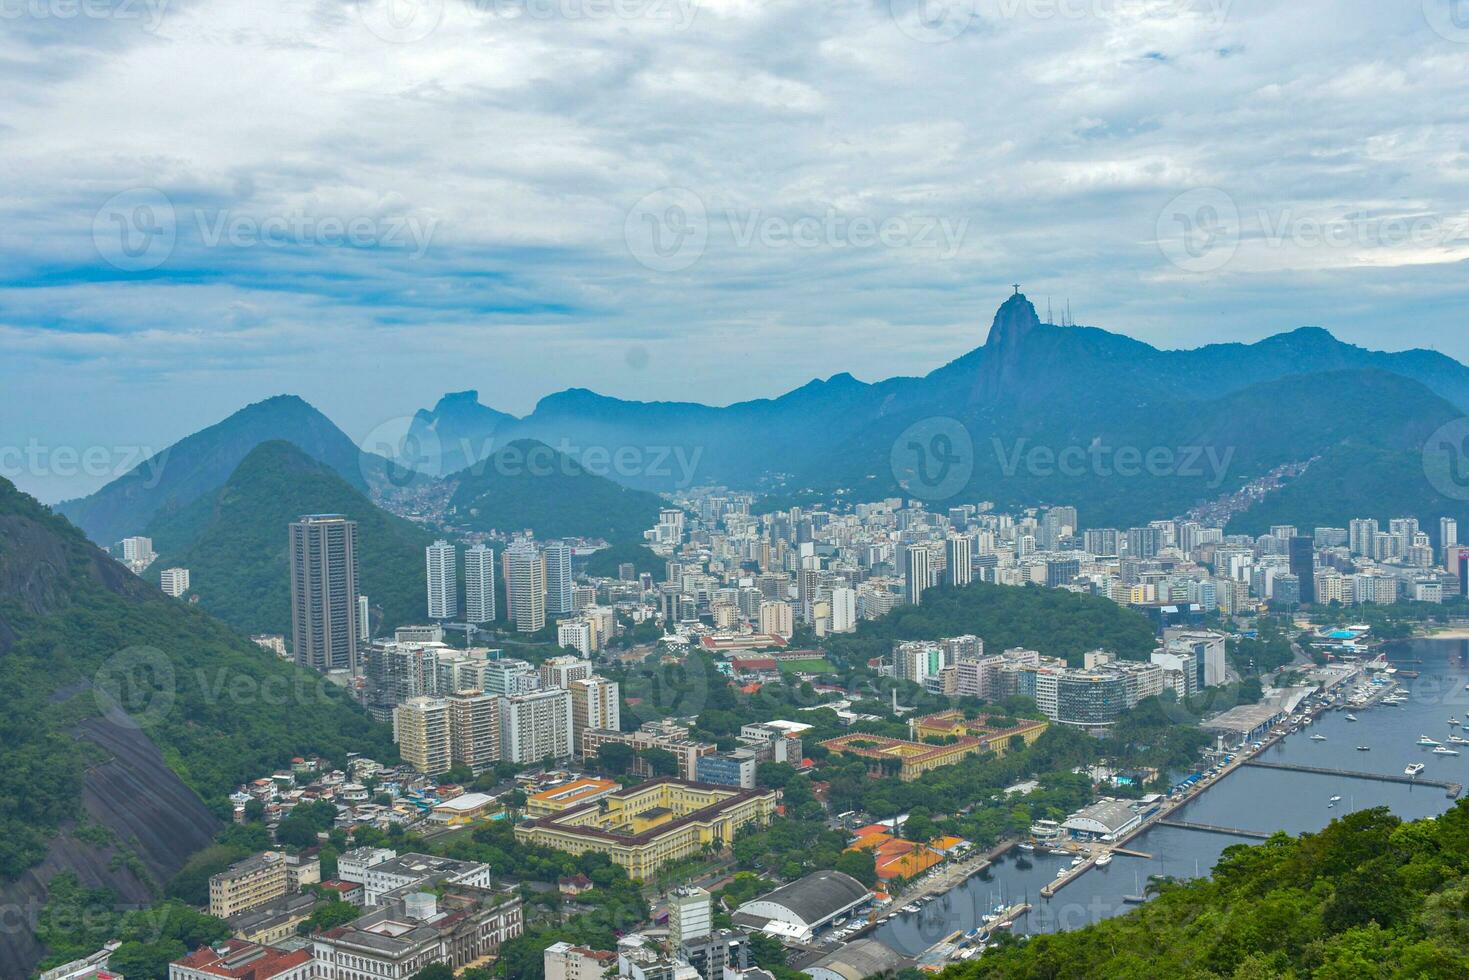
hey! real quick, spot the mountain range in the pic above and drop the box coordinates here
[55,294,1469,546]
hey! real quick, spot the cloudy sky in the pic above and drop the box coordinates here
[4,0,1469,501]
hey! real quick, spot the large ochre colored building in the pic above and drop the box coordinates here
[821,733,984,781]
[515,779,776,879]
[911,711,1049,756]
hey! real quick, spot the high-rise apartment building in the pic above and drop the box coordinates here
[395,696,452,775]
[904,545,931,605]
[946,535,972,588]
[569,676,621,742]
[500,688,574,764]
[426,540,458,620]
[758,600,794,638]
[464,544,496,624]
[449,691,501,775]
[506,540,547,633]
[830,586,857,633]
[544,541,574,617]
[289,515,360,674]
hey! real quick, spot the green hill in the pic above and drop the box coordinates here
[824,582,1159,668]
[147,440,435,637]
[0,475,395,896]
[56,394,367,547]
[941,803,1469,978]
[445,439,666,544]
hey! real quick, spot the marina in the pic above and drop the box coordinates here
[873,637,1469,959]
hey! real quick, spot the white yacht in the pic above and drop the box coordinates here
[1095,852,1113,867]
[1433,745,1460,756]
[1406,763,1427,776]
[1419,735,1442,746]
[1310,733,1327,741]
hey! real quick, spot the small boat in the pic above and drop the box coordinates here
[1419,735,1442,746]
[1434,746,1460,756]
[1310,733,1327,741]
[1357,745,1371,751]
[1095,852,1113,867]
[1346,714,1358,722]
[1329,795,1342,803]
[1453,718,1462,727]
[1122,894,1146,904]
[1406,763,1427,776]
[1450,735,1469,745]
[1017,843,1035,851]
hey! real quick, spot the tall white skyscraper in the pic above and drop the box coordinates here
[289,515,360,674]
[1442,517,1459,553]
[544,541,574,617]
[464,544,496,624]
[830,586,857,633]
[506,540,547,633]
[426,540,458,620]
[905,545,931,605]
[946,535,973,588]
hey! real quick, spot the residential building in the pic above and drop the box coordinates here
[311,885,522,977]
[395,696,452,776]
[209,852,288,920]
[464,544,497,624]
[506,540,547,632]
[289,515,360,674]
[449,690,501,774]
[500,687,574,764]
[426,540,458,620]
[544,942,617,980]
[545,541,575,617]
[159,566,190,597]
[569,676,621,742]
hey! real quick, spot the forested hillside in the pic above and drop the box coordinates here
[943,804,1469,978]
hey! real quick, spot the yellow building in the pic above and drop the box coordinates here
[821,733,985,781]
[910,711,1048,758]
[527,777,622,818]
[209,851,288,919]
[515,779,776,879]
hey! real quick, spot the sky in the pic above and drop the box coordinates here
[3,0,1469,502]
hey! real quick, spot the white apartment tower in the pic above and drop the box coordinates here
[464,544,497,624]
[426,540,458,620]
[544,541,574,617]
[499,688,574,764]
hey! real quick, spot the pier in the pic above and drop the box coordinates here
[1241,759,1462,797]
[1156,819,1273,840]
